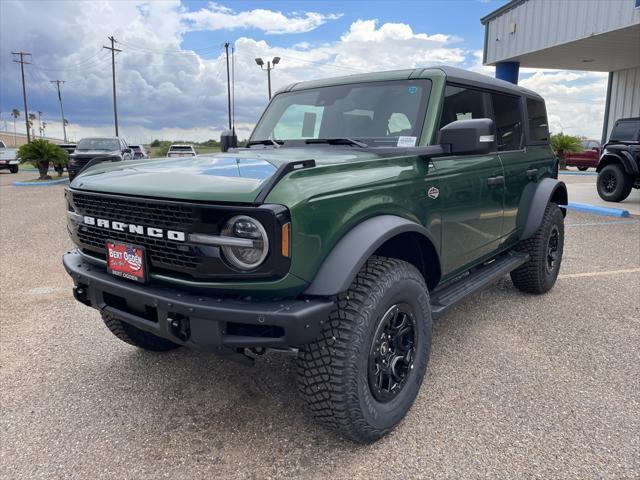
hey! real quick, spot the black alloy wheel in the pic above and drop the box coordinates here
[368,303,416,403]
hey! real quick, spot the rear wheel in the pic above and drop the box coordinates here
[9,165,18,174]
[101,311,180,352]
[511,202,564,294]
[577,166,589,171]
[298,256,432,443]
[597,164,633,202]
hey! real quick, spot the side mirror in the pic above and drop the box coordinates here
[220,129,238,153]
[439,118,495,155]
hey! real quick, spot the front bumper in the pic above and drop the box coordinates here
[63,250,333,352]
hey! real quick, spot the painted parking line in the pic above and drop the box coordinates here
[559,171,598,176]
[559,268,640,279]
[566,220,640,227]
[565,202,630,218]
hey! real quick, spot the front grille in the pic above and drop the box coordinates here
[67,190,290,280]
[72,192,196,230]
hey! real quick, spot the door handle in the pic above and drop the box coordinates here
[487,175,504,187]
[526,168,538,179]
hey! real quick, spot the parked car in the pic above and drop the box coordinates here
[596,117,640,202]
[63,66,567,443]
[166,144,196,158]
[129,145,149,159]
[0,140,19,173]
[58,143,77,155]
[68,137,133,181]
[565,139,600,171]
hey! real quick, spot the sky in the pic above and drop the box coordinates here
[0,0,608,143]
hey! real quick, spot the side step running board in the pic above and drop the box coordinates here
[430,252,529,319]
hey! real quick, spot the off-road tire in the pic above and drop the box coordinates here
[297,256,432,443]
[597,164,633,202]
[101,311,180,352]
[9,165,18,174]
[577,166,588,171]
[511,202,564,294]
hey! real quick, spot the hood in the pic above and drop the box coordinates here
[70,148,380,203]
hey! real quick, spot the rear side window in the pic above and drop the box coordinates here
[610,120,640,142]
[526,98,549,143]
[491,93,523,151]
[439,85,491,128]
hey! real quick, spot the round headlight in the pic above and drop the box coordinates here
[221,215,269,270]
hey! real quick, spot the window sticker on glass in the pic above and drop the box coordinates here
[397,136,417,147]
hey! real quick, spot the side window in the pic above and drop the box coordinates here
[439,85,491,129]
[526,98,549,143]
[491,93,523,151]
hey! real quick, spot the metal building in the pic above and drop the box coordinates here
[481,0,640,143]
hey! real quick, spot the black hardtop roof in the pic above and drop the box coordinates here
[280,65,543,100]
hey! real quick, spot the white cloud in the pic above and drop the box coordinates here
[181,2,342,35]
[0,1,609,143]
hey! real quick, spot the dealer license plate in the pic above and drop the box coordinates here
[106,240,147,283]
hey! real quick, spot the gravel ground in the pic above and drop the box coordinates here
[1,169,639,479]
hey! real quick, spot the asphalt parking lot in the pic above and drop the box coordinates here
[1,169,639,479]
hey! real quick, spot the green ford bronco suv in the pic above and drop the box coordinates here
[63,66,567,443]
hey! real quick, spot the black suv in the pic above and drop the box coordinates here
[68,137,133,181]
[597,117,640,202]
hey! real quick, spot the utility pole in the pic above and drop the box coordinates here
[51,80,68,142]
[37,111,42,137]
[255,57,281,100]
[12,51,32,142]
[224,42,232,130]
[103,36,122,136]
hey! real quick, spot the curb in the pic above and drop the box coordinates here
[566,202,630,218]
[13,178,69,187]
[559,171,598,176]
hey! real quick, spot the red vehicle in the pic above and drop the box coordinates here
[565,139,600,171]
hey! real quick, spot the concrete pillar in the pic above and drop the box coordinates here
[495,61,520,84]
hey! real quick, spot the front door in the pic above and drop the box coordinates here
[433,84,505,277]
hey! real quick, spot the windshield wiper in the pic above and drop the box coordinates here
[246,139,283,148]
[305,138,368,148]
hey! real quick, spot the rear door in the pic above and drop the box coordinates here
[433,84,505,276]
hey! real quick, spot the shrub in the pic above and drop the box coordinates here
[17,139,68,179]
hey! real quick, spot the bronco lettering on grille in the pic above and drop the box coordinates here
[82,216,186,242]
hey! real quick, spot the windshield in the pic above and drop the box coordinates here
[77,138,120,151]
[251,79,431,147]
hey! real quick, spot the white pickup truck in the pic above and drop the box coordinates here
[0,140,19,174]
[166,144,197,158]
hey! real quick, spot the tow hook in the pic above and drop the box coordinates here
[73,284,90,305]
[167,314,190,341]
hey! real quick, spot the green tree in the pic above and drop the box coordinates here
[550,133,583,169]
[157,140,172,157]
[150,139,161,147]
[17,139,68,179]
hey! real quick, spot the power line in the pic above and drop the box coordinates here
[51,80,68,142]
[12,51,32,143]
[103,36,122,136]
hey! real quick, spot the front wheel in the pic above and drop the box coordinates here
[577,166,589,171]
[597,164,633,202]
[298,257,432,443]
[9,165,18,174]
[511,202,564,294]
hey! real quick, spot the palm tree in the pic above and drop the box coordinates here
[10,108,20,146]
[28,113,36,140]
[550,133,583,169]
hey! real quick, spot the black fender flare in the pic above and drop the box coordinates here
[303,215,440,297]
[520,178,568,240]
[596,150,639,176]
